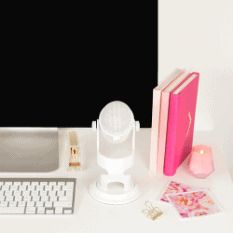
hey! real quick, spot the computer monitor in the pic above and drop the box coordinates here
[0,1,156,172]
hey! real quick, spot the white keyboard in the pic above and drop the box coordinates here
[0,178,76,215]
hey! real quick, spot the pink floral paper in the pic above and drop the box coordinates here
[160,181,194,202]
[167,191,221,218]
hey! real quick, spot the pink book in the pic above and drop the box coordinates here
[149,69,183,175]
[156,71,189,175]
[164,72,199,176]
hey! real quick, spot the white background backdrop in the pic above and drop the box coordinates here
[159,0,233,178]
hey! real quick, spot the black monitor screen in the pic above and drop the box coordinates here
[1,1,157,127]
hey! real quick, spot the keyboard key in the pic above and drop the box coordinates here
[15,196,22,202]
[23,196,31,202]
[27,201,35,207]
[41,195,49,202]
[27,186,34,191]
[9,201,17,207]
[59,195,68,201]
[11,185,18,191]
[6,196,14,202]
[57,190,64,197]
[52,197,58,203]
[40,182,48,186]
[45,207,54,214]
[31,182,39,187]
[66,190,73,197]
[32,196,40,202]
[0,201,8,207]
[45,201,53,208]
[58,182,65,186]
[55,208,63,214]
[14,182,21,186]
[5,191,12,196]
[2,186,9,191]
[18,201,26,207]
[26,207,36,214]
[37,207,45,214]
[5,182,12,186]
[14,191,21,196]
[36,201,44,207]
[45,186,52,191]
[64,182,74,190]
[49,182,56,187]
[53,185,60,191]
[39,191,47,196]
[0,207,25,214]
[37,186,44,191]
[54,201,72,208]
[64,208,73,214]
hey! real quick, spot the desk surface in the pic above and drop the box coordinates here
[0,128,233,233]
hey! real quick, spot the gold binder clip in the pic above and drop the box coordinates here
[142,201,163,221]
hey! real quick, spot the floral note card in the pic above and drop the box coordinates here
[160,181,194,203]
[166,190,221,218]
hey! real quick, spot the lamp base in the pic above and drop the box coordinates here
[89,181,140,205]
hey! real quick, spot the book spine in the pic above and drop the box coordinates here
[164,93,179,176]
[149,89,161,175]
[157,91,170,175]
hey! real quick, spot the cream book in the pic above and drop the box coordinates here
[149,69,184,175]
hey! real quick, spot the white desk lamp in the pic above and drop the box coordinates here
[89,101,140,204]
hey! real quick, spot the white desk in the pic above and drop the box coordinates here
[0,128,233,233]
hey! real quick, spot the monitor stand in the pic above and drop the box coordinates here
[0,128,59,172]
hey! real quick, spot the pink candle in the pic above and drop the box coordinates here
[188,145,214,178]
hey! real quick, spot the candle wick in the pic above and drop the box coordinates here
[200,150,205,155]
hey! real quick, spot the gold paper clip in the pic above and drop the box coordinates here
[142,201,163,221]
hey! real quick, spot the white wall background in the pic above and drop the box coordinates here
[159,0,233,178]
